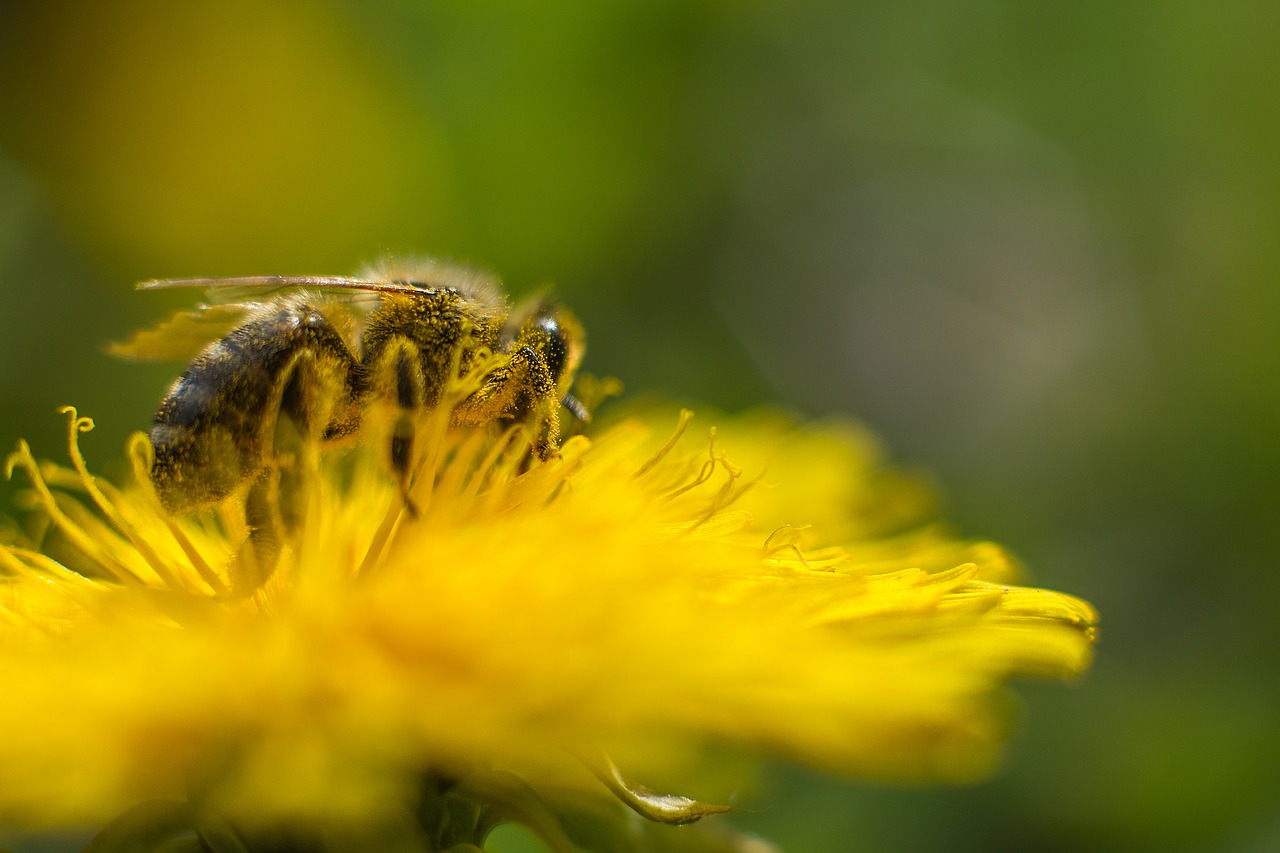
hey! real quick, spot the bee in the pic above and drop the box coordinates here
[116,259,587,527]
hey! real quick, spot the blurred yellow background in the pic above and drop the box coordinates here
[2,1,1278,850]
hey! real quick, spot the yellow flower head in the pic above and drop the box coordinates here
[0,398,1096,850]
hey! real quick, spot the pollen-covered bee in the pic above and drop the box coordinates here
[115,258,587,522]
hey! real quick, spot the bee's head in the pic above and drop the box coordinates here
[503,295,586,399]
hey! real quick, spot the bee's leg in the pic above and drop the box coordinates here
[242,330,357,587]
[239,469,283,592]
[453,346,561,460]
[230,356,330,590]
[270,351,332,532]
[363,337,428,510]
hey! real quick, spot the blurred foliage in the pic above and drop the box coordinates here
[2,0,1279,851]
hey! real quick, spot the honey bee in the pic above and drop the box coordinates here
[116,259,587,525]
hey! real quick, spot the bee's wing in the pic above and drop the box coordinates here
[119,275,447,362]
[108,303,261,362]
[137,275,438,302]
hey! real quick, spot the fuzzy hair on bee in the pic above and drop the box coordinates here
[115,257,587,573]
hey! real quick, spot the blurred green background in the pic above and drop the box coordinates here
[2,1,1278,851]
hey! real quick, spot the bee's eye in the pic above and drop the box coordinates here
[502,298,582,389]
[531,313,569,382]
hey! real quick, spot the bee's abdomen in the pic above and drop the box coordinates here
[150,300,356,510]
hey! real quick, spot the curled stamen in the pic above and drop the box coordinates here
[59,407,184,592]
[4,438,140,585]
[663,427,719,502]
[764,524,814,568]
[762,524,811,553]
[635,408,694,478]
[717,453,767,514]
[685,449,765,536]
[684,450,743,532]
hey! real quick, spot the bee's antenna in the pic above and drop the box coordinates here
[561,393,591,423]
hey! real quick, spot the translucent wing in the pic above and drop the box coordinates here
[137,275,450,303]
[121,263,505,361]
[137,275,372,290]
[120,277,424,361]
[108,303,261,362]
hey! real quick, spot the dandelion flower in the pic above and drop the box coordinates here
[0,399,1096,851]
